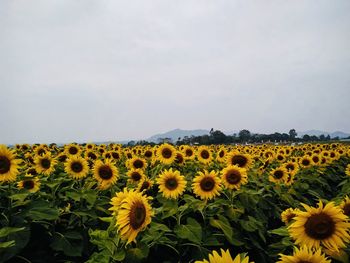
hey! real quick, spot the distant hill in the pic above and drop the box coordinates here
[146,129,209,143]
[298,130,350,139]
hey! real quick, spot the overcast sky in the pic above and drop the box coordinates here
[1,0,350,144]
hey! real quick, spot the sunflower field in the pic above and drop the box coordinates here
[0,142,350,263]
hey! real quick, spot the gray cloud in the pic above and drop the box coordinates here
[1,0,350,144]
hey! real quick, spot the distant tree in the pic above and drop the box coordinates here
[302,134,310,141]
[289,129,297,141]
[325,135,331,141]
[319,134,326,141]
[127,140,135,146]
[239,130,251,143]
[210,130,227,144]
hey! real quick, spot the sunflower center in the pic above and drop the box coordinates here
[200,177,215,192]
[200,150,210,159]
[274,170,284,179]
[185,149,193,157]
[286,164,295,171]
[312,156,319,163]
[219,151,225,158]
[175,154,184,164]
[71,162,83,173]
[88,152,97,160]
[304,212,335,240]
[41,158,51,169]
[226,170,241,184]
[38,149,46,155]
[131,172,141,181]
[145,151,152,158]
[112,152,120,159]
[162,148,172,159]
[343,204,350,217]
[165,177,178,190]
[69,147,78,155]
[23,180,35,189]
[133,160,144,169]
[302,159,310,166]
[231,155,247,167]
[140,181,150,192]
[298,261,312,263]
[277,155,284,161]
[130,201,146,230]
[98,165,113,180]
[0,156,11,174]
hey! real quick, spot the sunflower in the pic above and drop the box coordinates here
[197,146,212,165]
[157,143,177,165]
[127,169,145,184]
[221,165,248,190]
[115,191,153,244]
[192,170,221,200]
[299,156,312,169]
[195,249,252,263]
[311,154,321,166]
[137,177,154,193]
[0,145,21,182]
[269,167,288,184]
[339,196,350,217]
[64,156,89,179]
[65,144,81,156]
[127,156,147,170]
[288,200,350,251]
[85,150,98,161]
[17,177,40,193]
[216,147,227,163]
[345,164,350,177]
[34,153,57,176]
[143,148,153,159]
[182,145,195,160]
[277,246,331,263]
[109,188,131,216]
[156,168,186,199]
[283,161,299,176]
[174,152,185,165]
[226,152,252,169]
[93,159,119,188]
[281,208,300,225]
[34,144,47,156]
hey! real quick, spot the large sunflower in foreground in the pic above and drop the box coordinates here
[226,152,252,169]
[34,153,57,176]
[156,143,177,165]
[0,145,21,182]
[220,165,248,190]
[115,190,153,244]
[17,177,40,193]
[278,246,330,263]
[192,170,221,200]
[156,168,186,199]
[288,201,350,251]
[195,249,252,263]
[64,156,89,179]
[93,159,119,188]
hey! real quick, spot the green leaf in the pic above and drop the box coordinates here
[50,231,83,257]
[0,240,15,248]
[209,215,238,245]
[174,217,202,244]
[124,243,149,263]
[0,227,25,238]
[26,201,59,221]
[269,226,289,237]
